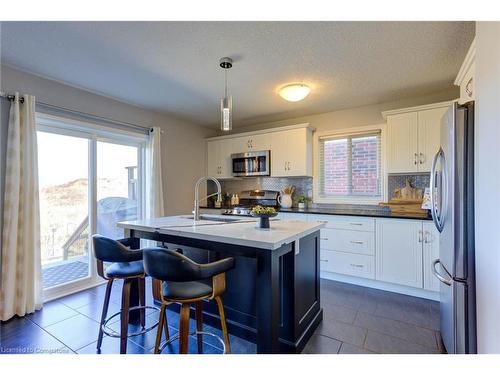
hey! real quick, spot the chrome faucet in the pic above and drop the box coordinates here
[193,176,222,221]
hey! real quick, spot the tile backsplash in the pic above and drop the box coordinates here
[207,173,430,207]
[387,173,430,199]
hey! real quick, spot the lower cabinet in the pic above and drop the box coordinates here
[423,221,440,292]
[375,219,423,288]
[320,250,375,279]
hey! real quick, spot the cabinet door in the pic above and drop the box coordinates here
[250,133,271,151]
[270,131,289,177]
[417,107,448,172]
[423,221,440,292]
[218,139,234,178]
[387,112,418,173]
[207,140,220,176]
[230,136,251,154]
[286,128,311,176]
[375,219,423,288]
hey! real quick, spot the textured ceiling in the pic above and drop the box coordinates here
[1,21,474,128]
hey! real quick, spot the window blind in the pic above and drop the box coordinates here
[319,130,382,199]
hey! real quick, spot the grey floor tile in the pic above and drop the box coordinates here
[338,342,375,354]
[364,331,440,354]
[0,317,71,354]
[322,302,357,324]
[302,334,341,354]
[314,317,367,347]
[77,336,148,354]
[75,300,121,323]
[374,299,437,330]
[27,301,79,328]
[57,290,103,310]
[354,312,437,349]
[43,314,101,352]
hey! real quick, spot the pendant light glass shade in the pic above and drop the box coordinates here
[219,57,233,132]
[220,95,233,131]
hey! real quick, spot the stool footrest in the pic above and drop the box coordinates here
[158,330,227,354]
[101,305,160,339]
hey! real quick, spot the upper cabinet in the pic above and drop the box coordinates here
[206,124,313,178]
[206,138,233,178]
[270,128,313,177]
[455,38,475,105]
[383,103,450,174]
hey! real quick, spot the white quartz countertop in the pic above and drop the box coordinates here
[117,215,324,250]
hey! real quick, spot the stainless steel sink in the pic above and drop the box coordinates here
[183,215,244,223]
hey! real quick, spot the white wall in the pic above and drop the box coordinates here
[219,88,459,136]
[0,65,216,217]
[474,22,500,354]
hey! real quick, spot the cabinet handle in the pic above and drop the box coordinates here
[349,222,363,226]
[350,240,364,244]
[414,153,418,165]
[424,231,430,243]
[419,153,424,164]
[320,259,329,263]
[319,220,329,224]
[350,263,364,268]
[320,237,329,241]
[288,161,291,170]
[418,230,423,243]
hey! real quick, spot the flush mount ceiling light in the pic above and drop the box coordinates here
[219,57,233,131]
[278,83,311,102]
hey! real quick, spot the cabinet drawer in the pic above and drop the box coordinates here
[320,250,375,279]
[309,214,375,232]
[320,228,374,255]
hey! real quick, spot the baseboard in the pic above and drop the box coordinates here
[321,271,440,301]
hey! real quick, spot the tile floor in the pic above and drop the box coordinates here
[0,278,444,354]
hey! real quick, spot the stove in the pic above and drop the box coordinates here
[221,190,280,216]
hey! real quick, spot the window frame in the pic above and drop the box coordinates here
[313,124,388,205]
[36,112,148,302]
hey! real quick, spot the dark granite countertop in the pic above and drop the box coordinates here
[200,205,432,221]
[278,207,432,221]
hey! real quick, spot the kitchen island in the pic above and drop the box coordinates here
[118,215,324,354]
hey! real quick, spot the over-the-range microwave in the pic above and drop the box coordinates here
[231,150,270,177]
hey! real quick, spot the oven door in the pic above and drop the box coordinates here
[232,150,270,177]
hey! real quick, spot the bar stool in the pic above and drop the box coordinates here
[143,248,235,354]
[92,235,164,354]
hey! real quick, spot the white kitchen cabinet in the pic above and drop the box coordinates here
[320,227,374,256]
[375,218,423,288]
[423,221,440,292]
[206,139,232,178]
[384,103,451,174]
[232,133,271,153]
[455,38,475,105]
[320,249,375,279]
[387,112,419,173]
[270,127,312,177]
[417,107,448,172]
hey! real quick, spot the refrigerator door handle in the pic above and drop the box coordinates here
[430,150,441,231]
[432,259,453,286]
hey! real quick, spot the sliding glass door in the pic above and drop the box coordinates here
[38,132,91,289]
[37,114,146,300]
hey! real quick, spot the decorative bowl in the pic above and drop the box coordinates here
[250,211,278,229]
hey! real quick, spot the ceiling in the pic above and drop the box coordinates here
[1,21,474,128]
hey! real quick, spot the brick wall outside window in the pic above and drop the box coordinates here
[321,133,380,197]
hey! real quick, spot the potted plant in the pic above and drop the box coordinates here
[295,195,311,209]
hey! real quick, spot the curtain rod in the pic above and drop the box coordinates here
[0,91,159,134]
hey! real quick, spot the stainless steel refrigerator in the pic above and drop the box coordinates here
[430,101,476,354]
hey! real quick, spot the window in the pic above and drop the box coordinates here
[317,129,383,203]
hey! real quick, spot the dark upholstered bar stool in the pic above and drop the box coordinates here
[92,235,164,354]
[143,248,235,354]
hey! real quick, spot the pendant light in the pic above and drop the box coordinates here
[219,57,233,131]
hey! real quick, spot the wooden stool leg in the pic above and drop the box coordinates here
[120,279,131,354]
[138,277,146,328]
[97,279,114,350]
[195,301,203,354]
[163,305,170,341]
[179,303,191,354]
[215,296,230,354]
[154,304,166,354]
